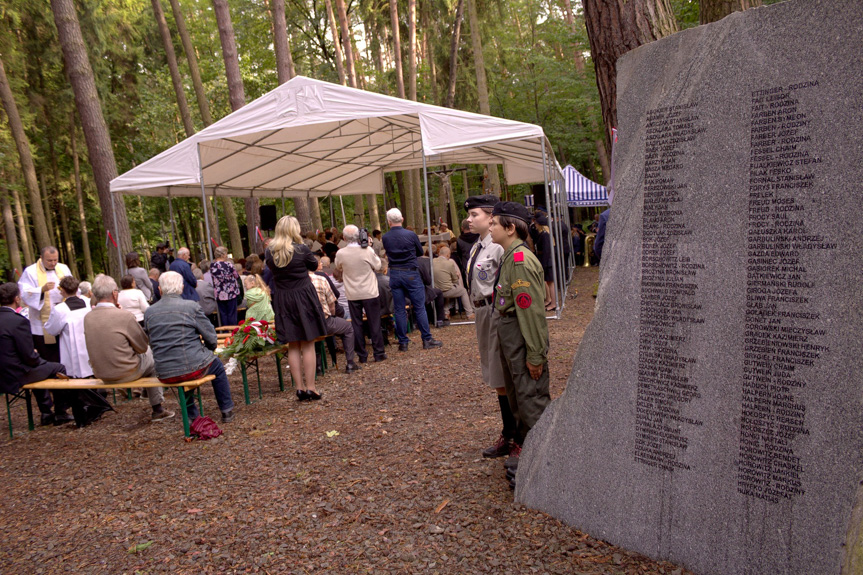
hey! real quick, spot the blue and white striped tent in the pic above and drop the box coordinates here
[525,165,609,208]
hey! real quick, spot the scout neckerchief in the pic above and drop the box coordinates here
[493,240,525,304]
[36,258,66,344]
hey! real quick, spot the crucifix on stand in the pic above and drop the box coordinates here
[429,166,467,230]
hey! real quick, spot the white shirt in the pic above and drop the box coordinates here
[117,289,149,322]
[18,262,72,335]
[44,297,93,378]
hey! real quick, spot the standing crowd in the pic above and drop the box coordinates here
[2,195,565,489]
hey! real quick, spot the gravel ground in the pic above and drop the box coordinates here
[0,267,691,574]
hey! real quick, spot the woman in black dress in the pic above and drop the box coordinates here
[266,216,327,401]
[533,214,556,311]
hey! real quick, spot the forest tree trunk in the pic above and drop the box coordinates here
[11,186,34,265]
[71,119,94,279]
[324,0,347,85]
[0,57,52,251]
[52,0,132,277]
[467,0,501,195]
[444,0,465,108]
[582,0,678,149]
[700,0,761,24]
[1,188,22,275]
[212,0,260,254]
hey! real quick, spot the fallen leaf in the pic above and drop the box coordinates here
[128,541,152,554]
[433,499,450,514]
[326,430,340,437]
[187,508,203,514]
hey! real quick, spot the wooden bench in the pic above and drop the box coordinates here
[5,376,214,439]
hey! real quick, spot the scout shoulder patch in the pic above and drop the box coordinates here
[511,279,531,289]
[515,293,532,309]
[513,251,525,263]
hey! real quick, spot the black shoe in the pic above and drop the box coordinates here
[482,435,513,458]
[504,444,522,470]
[40,413,55,426]
[53,413,75,426]
[398,343,409,352]
[221,410,234,423]
[296,390,309,402]
[509,475,516,490]
[307,390,322,401]
[422,338,443,349]
[358,356,369,364]
[435,320,444,328]
[374,353,387,362]
[506,466,516,480]
[345,362,360,374]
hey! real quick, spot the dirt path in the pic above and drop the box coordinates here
[0,267,690,574]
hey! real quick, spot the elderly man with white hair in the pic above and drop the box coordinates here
[168,247,200,302]
[84,274,174,421]
[381,208,442,352]
[144,271,236,423]
[333,224,387,363]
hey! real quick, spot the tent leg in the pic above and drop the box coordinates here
[339,195,346,228]
[167,189,178,249]
[197,144,214,261]
[541,141,560,319]
[422,153,436,326]
[110,191,124,276]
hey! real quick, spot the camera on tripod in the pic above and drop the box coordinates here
[359,227,369,248]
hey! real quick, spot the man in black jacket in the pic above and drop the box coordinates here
[0,283,70,425]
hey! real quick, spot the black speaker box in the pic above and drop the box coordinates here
[259,205,278,231]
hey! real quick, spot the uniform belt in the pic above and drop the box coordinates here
[472,296,493,308]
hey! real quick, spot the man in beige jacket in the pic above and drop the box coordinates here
[333,225,387,363]
[83,274,174,421]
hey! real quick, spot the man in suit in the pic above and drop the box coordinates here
[0,282,71,426]
[168,247,200,302]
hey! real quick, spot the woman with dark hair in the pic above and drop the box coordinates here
[532,215,556,311]
[267,215,327,401]
[125,252,152,301]
[118,274,149,328]
[210,246,241,326]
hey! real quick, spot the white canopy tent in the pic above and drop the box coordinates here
[110,76,569,317]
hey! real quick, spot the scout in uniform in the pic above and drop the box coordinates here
[464,194,519,459]
[489,202,551,489]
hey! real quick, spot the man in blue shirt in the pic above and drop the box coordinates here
[168,247,200,302]
[381,208,442,352]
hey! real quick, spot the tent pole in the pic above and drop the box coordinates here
[197,144,214,261]
[109,191,125,277]
[328,194,335,230]
[541,140,560,319]
[422,152,436,326]
[167,188,177,249]
[339,195,346,228]
[214,189,220,247]
[282,190,287,215]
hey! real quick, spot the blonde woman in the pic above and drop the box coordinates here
[243,274,274,323]
[265,216,327,401]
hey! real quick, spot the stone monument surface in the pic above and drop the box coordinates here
[516,1,863,574]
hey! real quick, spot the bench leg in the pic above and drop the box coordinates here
[6,393,13,440]
[240,362,251,405]
[25,390,33,431]
[178,386,191,438]
[275,354,285,392]
[255,359,262,400]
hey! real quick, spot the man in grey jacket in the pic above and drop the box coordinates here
[144,271,235,423]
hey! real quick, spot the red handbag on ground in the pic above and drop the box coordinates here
[190,416,222,440]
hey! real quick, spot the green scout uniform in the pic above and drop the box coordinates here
[494,240,551,441]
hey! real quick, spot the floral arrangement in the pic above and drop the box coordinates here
[218,318,280,361]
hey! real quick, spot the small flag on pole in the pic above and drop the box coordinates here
[211,237,219,247]
[256,226,265,242]
[105,230,118,248]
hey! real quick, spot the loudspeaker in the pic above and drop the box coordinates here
[259,205,278,231]
[531,183,547,211]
